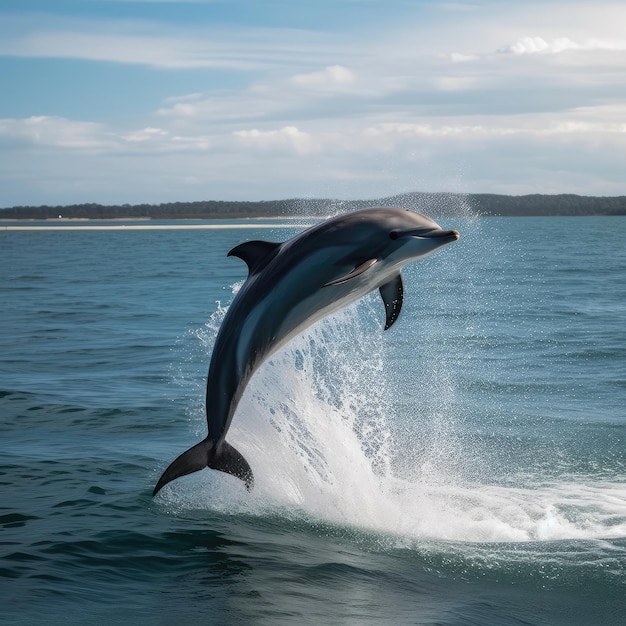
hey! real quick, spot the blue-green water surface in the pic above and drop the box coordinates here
[1,216,625,624]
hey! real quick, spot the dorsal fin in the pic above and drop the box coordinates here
[227,240,282,276]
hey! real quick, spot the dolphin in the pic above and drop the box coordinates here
[153,207,459,495]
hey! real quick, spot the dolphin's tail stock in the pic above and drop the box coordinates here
[152,438,254,496]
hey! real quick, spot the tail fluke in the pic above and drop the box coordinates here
[153,438,211,496]
[152,438,253,496]
[209,441,254,491]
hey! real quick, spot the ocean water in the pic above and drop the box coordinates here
[1,214,625,625]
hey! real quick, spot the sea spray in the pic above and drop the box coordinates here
[164,216,626,544]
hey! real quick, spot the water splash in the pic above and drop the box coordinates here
[163,209,625,544]
[166,294,626,544]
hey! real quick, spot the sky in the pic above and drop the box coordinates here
[1,0,626,207]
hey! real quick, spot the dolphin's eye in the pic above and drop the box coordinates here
[389,230,400,240]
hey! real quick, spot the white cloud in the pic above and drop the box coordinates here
[233,126,316,155]
[0,116,112,150]
[291,65,356,88]
[156,96,260,121]
[156,67,363,127]
[169,134,212,150]
[162,92,205,104]
[123,127,169,142]
[500,35,626,55]
[122,126,211,150]
[364,123,490,139]
[435,76,478,92]
[3,1,626,205]
[445,52,478,63]
[501,36,579,55]
[0,16,340,71]
[363,112,626,144]
[0,116,211,154]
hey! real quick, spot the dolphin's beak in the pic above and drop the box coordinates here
[401,228,459,240]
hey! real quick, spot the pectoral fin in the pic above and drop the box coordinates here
[323,258,378,287]
[379,272,404,330]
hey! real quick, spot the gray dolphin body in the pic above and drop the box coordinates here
[153,207,459,495]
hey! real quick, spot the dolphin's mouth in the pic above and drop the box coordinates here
[401,228,460,240]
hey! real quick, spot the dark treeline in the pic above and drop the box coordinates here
[2,193,625,220]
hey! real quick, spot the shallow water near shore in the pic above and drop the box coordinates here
[1,215,625,624]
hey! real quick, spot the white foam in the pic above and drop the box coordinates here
[166,287,626,544]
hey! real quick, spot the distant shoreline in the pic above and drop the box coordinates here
[1,222,306,231]
[0,215,306,223]
[1,192,625,219]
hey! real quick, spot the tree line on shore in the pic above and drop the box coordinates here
[2,193,625,220]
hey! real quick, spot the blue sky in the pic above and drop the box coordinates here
[1,0,626,206]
